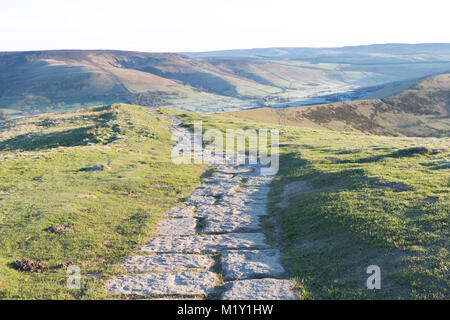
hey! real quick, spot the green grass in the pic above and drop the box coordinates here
[160,108,450,299]
[0,104,206,299]
[1,104,448,299]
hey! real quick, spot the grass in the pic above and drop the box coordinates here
[0,104,206,299]
[0,104,448,299]
[160,108,450,299]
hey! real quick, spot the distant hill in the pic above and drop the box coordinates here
[222,73,450,137]
[1,44,450,114]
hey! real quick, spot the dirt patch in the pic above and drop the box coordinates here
[413,196,438,203]
[277,180,314,208]
[56,261,76,270]
[374,182,412,192]
[76,194,97,199]
[13,259,48,272]
[120,192,140,198]
[325,157,342,163]
[49,224,74,234]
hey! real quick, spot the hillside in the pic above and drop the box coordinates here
[1,44,450,114]
[161,108,450,299]
[0,104,448,299]
[0,104,206,298]
[223,73,450,137]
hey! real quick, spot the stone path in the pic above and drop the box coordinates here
[106,114,297,300]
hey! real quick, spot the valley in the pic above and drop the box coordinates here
[2,44,450,115]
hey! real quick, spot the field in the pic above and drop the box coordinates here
[0,104,205,299]
[161,108,450,299]
[0,104,448,299]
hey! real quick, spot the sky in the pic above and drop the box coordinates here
[1,0,449,52]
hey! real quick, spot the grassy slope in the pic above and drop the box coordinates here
[0,104,205,299]
[223,74,450,137]
[161,109,449,299]
[1,104,448,299]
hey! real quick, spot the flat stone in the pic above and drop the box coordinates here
[221,279,297,300]
[203,215,260,233]
[140,233,269,253]
[221,250,285,280]
[186,195,216,206]
[241,205,268,216]
[167,206,196,218]
[219,193,251,206]
[120,254,214,272]
[209,173,234,181]
[217,166,253,174]
[193,183,240,197]
[195,205,241,218]
[157,218,197,236]
[245,177,273,187]
[107,272,217,296]
[244,187,271,198]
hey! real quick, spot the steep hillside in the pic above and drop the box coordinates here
[1,45,450,114]
[223,73,450,137]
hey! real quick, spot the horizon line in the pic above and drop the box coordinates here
[1,42,450,55]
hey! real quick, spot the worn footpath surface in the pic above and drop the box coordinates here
[106,114,297,300]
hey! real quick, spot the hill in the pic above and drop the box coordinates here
[222,73,450,137]
[0,104,448,299]
[1,44,450,114]
[0,104,205,298]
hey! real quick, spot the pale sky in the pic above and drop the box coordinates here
[1,0,449,52]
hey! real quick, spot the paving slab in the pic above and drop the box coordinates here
[221,250,285,280]
[167,206,196,218]
[216,166,253,174]
[195,205,241,217]
[120,254,214,272]
[203,215,260,233]
[140,233,269,253]
[157,218,197,236]
[193,183,240,197]
[221,279,297,300]
[107,272,217,296]
[241,205,268,216]
[186,195,216,206]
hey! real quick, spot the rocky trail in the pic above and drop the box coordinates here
[106,114,297,300]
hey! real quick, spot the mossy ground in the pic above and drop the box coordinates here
[0,105,448,299]
[161,108,449,299]
[0,104,206,299]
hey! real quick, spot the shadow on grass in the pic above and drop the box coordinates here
[0,126,98,151]
[0,107,116,152]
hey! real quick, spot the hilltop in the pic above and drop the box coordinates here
[1,44,450,114]
[223,73,450,137]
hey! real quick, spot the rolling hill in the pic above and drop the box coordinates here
[1,44,450,114]
[223,73,450,137]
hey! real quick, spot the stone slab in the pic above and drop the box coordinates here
[120,254,214,272]
[167,206,196,218]
[221,278,297,300]
[140,233,269,253]
[107,272,217,296]
[157,218,197,236]
[221,250,285,280]
[203,215,260,233]
[195,205,241,218]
